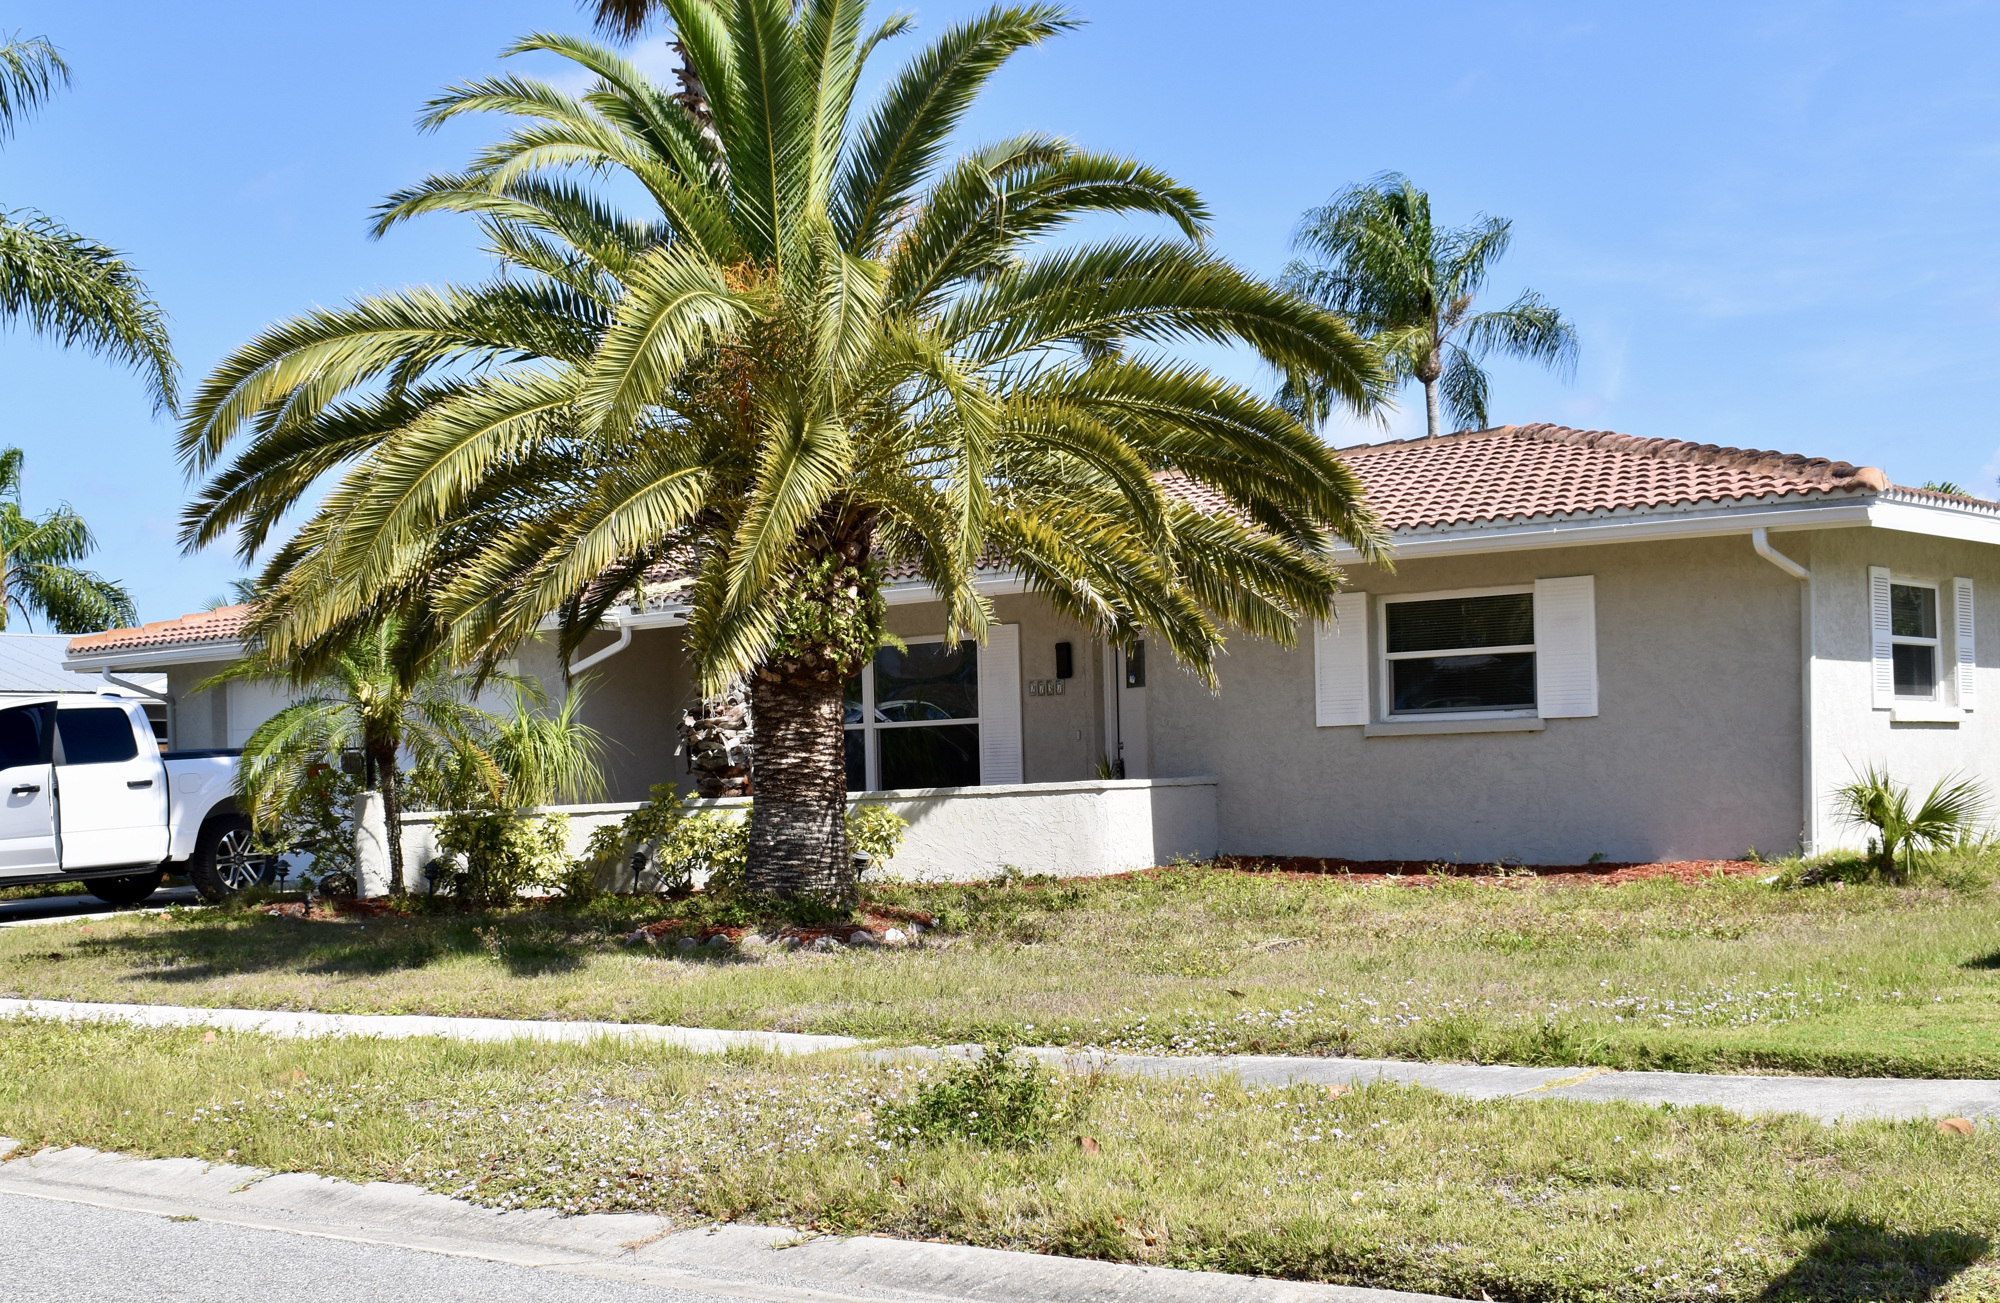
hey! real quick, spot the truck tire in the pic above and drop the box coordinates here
[85,868,166,907]
[188,815,276,902]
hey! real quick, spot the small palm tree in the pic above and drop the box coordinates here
[1281,172,1576,439]
[178,7,1385,902]
[0,447,136,631]
[1834,764,1988,882]
[220,622,601,895]
[0,32,176,412]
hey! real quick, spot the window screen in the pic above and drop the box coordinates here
[57,708,139,765]
[1890,583,1940,699]
[1385,593,1537,714]
[0,704,52,769]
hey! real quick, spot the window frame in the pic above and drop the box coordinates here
[845,634,983,791]
[1377,584,1539,721]
[1889,577,1943,702]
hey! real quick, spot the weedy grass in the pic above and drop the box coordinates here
[0,1020,1995,1302]
[1,854,1999,1076]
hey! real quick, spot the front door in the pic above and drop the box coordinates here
[0,702,57,877]
[55,702,168,870]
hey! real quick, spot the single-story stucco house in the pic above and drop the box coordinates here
[65,423,2000,878]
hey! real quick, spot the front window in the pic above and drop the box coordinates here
[1383,590,1536,715]
[1891,582,1940,699]
[845,640,981,790]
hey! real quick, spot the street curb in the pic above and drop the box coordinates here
[0,1143,1458,1303]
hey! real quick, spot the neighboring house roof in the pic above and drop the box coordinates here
[61,422,2000,665]
[67,605,251,658]
[0,633,165,694]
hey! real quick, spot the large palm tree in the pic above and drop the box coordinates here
[0,447,136,631]
[1281,172,1575,440]
[0,33,176,412]
[177,5,1387,901]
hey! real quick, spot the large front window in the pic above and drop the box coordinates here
[1382,590,1537,715]
[845,640,981,790]
[1891,581,1940,699]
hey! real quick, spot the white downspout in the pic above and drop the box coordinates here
[101,668,176,749]
[568,616,634,675]
[1751,528,1814,853]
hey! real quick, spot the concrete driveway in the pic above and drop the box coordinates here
[0,885,200,927]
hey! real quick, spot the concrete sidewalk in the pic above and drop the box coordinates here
[2,997,1992,1124]
[0,1142,1453,1303]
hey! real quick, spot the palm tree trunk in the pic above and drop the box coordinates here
[370,742,405,895]
[1423,378,1441,440]
[743,667,852,901]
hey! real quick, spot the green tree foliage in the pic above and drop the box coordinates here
[220,621,603,896]
[0,447,136,632]
[1281,172,1574,439]
[1834,764,1988,882]
[177,5,1385,899]
[0,32,176,411]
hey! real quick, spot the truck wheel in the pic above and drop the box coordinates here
[85,869,166,907]
[189,815,275,902]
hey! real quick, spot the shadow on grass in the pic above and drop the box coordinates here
[1759,1216,1988,1301]
[1963,949,2000,970]
[68,911,625,982]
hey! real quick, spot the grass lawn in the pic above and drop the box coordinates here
[2,858,1998,1077]
[0,1019,1994,1302]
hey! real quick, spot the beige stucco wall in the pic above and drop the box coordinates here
[1145,534,1812,865]
[165,664,228,750]
[514,627,700,803]
[1791,526,2000,851]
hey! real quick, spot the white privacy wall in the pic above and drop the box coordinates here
[1804,526,2000,852]
[386,777,1219,894]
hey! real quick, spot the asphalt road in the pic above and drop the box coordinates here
[0,885,200,926]
[0,1192,744,1303]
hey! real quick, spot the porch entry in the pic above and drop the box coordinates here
[844,625,1022,791]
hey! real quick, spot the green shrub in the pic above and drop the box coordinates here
[877,1047,1059,1149]
[433,811,571,907]
[572,787,905,900]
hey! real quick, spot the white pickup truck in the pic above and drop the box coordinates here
[0,693,272,906]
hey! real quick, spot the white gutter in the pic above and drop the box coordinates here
[100,668,176,746]
[1752,528,1815,854]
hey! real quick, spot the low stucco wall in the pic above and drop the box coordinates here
[380,777,1218,894]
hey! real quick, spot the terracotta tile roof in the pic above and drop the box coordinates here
[66,605,251,656]
[66,424,1957,658]
[1333,423,1891,532]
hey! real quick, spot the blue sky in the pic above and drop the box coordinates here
[2,0,1997,621]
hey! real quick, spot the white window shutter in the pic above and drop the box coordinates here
[1534,576,1598,718]
[1314,592,1369,726]
[978,623,1023,785]
[1956,576,1976,712]
[1869,566,1894,708]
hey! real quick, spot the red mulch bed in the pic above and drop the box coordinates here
[1209,855,1766,889]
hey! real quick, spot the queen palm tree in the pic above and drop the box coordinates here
[0,447,136,631]
[1281,172,1575,440]
[176,5,1387,901]
[0,33,176,412]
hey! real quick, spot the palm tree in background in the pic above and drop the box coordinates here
[1281,172,1575,440]
[0,447,136,632]
[0,33,176,412]
[178,6,1386,901]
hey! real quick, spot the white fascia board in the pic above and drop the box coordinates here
[62,642,245,674]
[1344,497,1877,562]
[883,571,1029,607]
[1864,500,2000,547]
